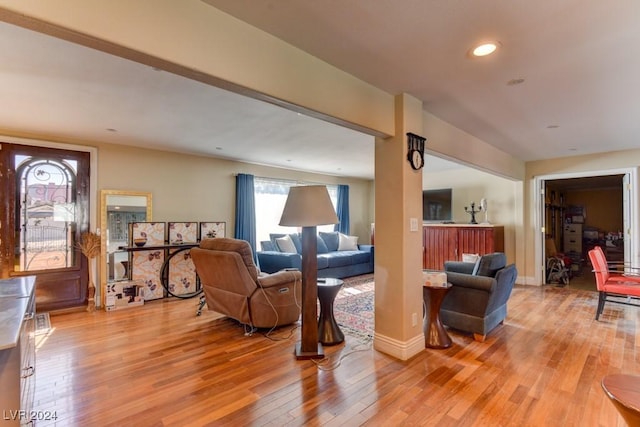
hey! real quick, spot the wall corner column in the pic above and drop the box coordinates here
[373,93,425,360]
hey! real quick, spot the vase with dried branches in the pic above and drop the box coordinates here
[77,231,101,312]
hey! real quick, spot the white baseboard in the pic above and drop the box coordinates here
[516,275,540,286]
[373,332,424,360]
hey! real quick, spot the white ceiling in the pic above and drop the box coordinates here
[2,1,640,180]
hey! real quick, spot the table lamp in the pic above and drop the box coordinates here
[280,185,339,359]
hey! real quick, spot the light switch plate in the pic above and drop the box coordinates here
[410,217,419,231]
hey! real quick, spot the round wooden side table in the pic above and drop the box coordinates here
[317,278,345,345]
[423,283,452,349]
[602,373,640,426]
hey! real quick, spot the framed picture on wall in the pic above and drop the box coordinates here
[168,222,198,244]
[129,222,166,247]
[199,222,226,240]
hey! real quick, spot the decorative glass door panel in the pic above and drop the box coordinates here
[0,143,89,312]
[15,156,78,272]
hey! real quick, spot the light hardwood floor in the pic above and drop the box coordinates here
[33,284,637,426]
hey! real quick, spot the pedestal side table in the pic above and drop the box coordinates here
[602,374,640,426]
[423,283,452,349]
[317,278,345,345]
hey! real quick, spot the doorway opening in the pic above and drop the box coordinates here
[0,142,91,311]
[535,168,637,290]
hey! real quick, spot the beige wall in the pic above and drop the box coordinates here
[562,188,623,235]
[96,142,375,242]
[420,110,526,280]
[422,111,525,181]
[423,167,518,264]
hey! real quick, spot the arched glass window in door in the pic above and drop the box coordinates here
[15,155,78,271]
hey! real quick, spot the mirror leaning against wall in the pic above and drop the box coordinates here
[99,190,152,308]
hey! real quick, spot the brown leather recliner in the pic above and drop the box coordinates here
[191,238,302,328]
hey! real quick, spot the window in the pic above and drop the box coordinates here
[254,177,337,245]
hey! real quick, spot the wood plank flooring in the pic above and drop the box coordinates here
[32,284,638,426]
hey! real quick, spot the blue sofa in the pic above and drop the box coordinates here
[257,231,374,279]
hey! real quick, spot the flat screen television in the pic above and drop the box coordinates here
[423,188,453,222]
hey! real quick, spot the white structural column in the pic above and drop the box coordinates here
[373,93,425,360]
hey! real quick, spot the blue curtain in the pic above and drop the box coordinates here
[235,173,257,260]
[334,184,350,234]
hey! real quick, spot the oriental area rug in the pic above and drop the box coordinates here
[332,274,374,342]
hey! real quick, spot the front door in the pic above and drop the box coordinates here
[0,143,90,312]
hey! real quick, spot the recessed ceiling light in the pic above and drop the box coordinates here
[547,125,559,129]
[106,128,117,132]
[215,147,223,150]
[472,42,499,57]
[507,78,525,86]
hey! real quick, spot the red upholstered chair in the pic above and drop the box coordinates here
[588,246,640,320]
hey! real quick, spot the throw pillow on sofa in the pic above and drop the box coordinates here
[338,233,358,251]
[275,235,297,253]
[319,231,339,252]
[270,233,302,253]
[317,236,329,254]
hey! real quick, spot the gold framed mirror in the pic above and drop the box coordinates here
[99,190,152,308]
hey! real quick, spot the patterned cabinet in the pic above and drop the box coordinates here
[130,222,166,300]
[115,221,227,306]
[423,224,504,270]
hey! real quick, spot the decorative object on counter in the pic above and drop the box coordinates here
[422,270,448,287]
[464,201,482,224]
[480,198,490,224]
[169,222,198,244]
[130,222,165,246]
[76,231,101,312]
[199,221,226,239]
[280,185,339,360]
[133,237,147,247]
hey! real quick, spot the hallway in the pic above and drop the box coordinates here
[567,264,597,292]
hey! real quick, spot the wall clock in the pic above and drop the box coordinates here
[406,132,426,170]
[409,148,424,170]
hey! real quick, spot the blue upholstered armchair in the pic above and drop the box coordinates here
[441,253,517,342]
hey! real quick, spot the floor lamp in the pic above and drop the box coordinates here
[280,185,339,360]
